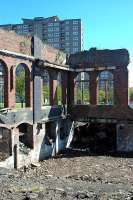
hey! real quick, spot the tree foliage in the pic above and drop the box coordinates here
[129,88,133,102]
[16,70,25,107]
[43,85,50,105]
[57,85,62,105]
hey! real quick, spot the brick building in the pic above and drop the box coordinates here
[0,29,132,169]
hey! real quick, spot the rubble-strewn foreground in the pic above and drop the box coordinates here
[0,149,133,200]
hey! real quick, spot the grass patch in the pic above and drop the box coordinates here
[16,103,25,109]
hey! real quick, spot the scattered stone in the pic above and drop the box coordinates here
[31,162,41,168]
[38,192,44,199]
[23,193,31,200]
[0,149,133,200]
[55,187,65,192]
[45,175,53,178]
[0,152,8,161]
[76,191,89,199]
[28,193,38,199]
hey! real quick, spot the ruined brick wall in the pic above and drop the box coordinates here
[42,44,66,64]
[0,29,32,55]
[67,49,129,106]
[0,128,11,160]
[117,123,133,152]
[34,36,66,64]
[67,48,129,67]
[68,67,128,106]
[70,105,133,121]
[0,55,32,108]
[114,66,129,106]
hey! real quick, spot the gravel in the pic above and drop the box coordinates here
[0,149,133,199]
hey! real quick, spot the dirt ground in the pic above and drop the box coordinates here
[0,149,133,200]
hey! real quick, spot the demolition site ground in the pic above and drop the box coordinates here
[0,149,133,200]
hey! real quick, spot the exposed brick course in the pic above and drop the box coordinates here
[0,29,32,55]
[0,30,131,119]
[0,54,32,108]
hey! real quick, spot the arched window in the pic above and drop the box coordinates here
[0,61,5,109]
[57,72,62,105]
[74,72,90,104]
[16,64,30,108]
[42,70,50,106]
[98,71,114,105]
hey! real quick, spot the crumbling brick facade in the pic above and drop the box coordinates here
[0,29,32,55]
[0,30,132,169]
[0,55,32,108]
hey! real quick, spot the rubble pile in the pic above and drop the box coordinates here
[0,152,8,161]
[0,149,133,199]
[19,142,30,154]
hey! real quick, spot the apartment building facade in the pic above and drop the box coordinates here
[0,16,83,54]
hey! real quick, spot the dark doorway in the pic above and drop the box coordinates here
[45,122,56,145]
[71,122,117,154]
[18,123,33,153]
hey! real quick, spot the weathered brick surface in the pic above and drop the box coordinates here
[0,54,32,108]
[89,71,97,105]
[67,72,77,105]
[114,66,128,106]
[42,44,66,64]
[62,72,67,105]
[0,30,130,119]
[67,48,129,67]
[70,105,133,121]
[34,36,66,64]
[0,29,32,55]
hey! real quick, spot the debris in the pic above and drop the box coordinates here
[1,149,133,199]
[19,142,31,154]
[0,152,8,161]
[31,162,41,168]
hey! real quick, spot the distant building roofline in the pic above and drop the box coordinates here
[22,16,60,23]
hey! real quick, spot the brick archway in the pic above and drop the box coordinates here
[0,59,8,108]
[15,63,31,108]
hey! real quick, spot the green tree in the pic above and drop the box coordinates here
[129,88,133,102]
[16,71,25,108]
[43,85,50,105]
[57,85,62,105]
[98,90,106,104]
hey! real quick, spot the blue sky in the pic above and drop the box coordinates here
[1,0,133,86]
